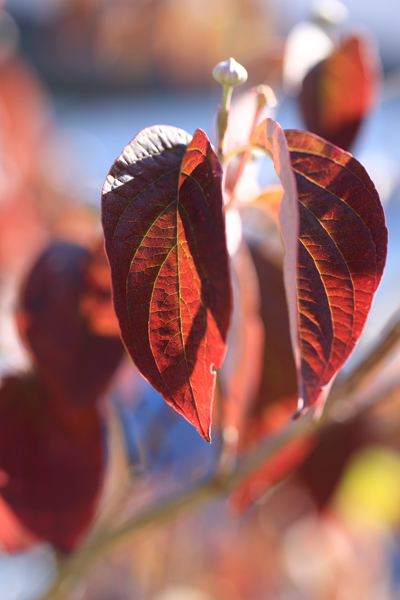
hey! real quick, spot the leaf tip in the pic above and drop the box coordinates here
[290,397,305,421]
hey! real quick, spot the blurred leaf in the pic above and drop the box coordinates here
[232,245,307,508]
[235,432,313,509]
[18,241,124,415]
[296,417,374,509]
[0,55,50,181]
[333,446,400,527]
[0,493,38,552]
[0,373,103,552]
[298,35,380,150]
[247,184,283,221]
[218,242,264,440]
[102,126,232,441]
[80,240,122,338]
[249,246,297,418]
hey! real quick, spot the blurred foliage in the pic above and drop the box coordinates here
[10,0,282,91]
[1,2,400,600]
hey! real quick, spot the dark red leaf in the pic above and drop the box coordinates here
[296,417,374,509]
[0,374,103,552]
[217,242,264,444]
[102,126,232,441]
[231,245,305,509]
[251,119,387,414]
[298,35,380,151]
[285,129,387,412]
[249,246,297,418]
[19,241,125,414]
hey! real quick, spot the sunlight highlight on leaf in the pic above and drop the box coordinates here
[102,126,232,441]
[251,119,387,414]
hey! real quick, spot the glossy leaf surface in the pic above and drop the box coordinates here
[0,374,103,552]
[299,35,379,151]
[251,120,387,412]
[102,126,232,441]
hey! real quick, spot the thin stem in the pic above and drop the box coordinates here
[39,410,315,600]
[226,103,266,210]
[38,312,400,600]
[217,85,233,157]
[223,144,273,213]
[214,374,229,470]
[326,311,400,409]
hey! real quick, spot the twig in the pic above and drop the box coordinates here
[38,313,400,600]
[326,311,400,409]
[39,409,315,600]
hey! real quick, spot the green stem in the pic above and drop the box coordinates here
[217,85,233,157]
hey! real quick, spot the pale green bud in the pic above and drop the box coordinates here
[212,58,248,88]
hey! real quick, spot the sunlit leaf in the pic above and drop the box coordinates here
[298,35,380,150]
[251,119,388,414]
[102,126,232,441]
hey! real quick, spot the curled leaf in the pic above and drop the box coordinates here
[251,119,388,413]
[102,126,232,441]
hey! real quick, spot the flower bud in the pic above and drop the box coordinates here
[212,58,248,88]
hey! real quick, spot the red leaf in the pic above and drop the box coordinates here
[0,374,104,552]
[234,431,314,509]
[0,494,39,552]
[231,246,303,509]
[0,55,50,182]
[102,126,232,441]
[298,35,380,151]
[296,417,374,509]
[249,246,297,418]
[19,241,124,414]
[218,242,265,440]
[251,119,388,413]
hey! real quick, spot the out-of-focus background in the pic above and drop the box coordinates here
[2,1,400,599]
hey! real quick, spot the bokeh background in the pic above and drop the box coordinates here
[1,1,400,599]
